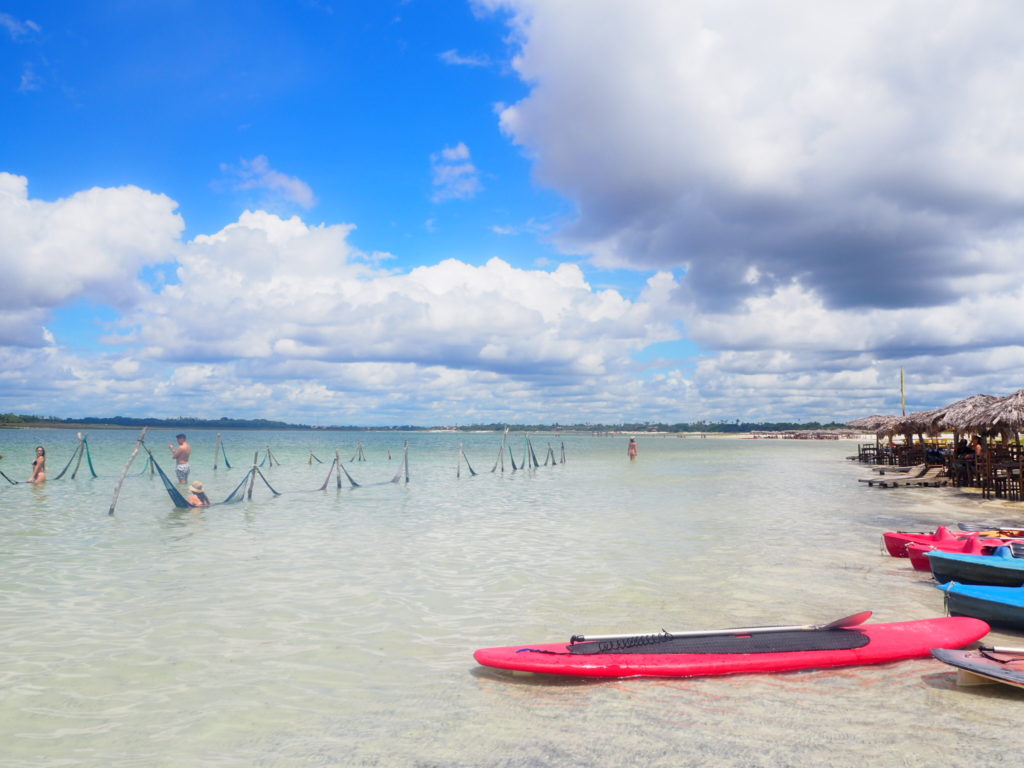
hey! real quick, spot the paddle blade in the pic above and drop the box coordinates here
[823,611,873,630]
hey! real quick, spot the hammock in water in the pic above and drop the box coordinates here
[143,446,280,508]
[52,433,99,480]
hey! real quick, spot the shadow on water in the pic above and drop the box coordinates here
[469,665,607,688]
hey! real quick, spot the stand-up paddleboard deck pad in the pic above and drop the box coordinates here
[474,618,989,678]
[931,648,1024,690]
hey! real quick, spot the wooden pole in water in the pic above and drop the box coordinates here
[108,427,149,516]
[214,433,222,470]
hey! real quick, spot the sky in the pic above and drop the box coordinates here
[2,0,1024,426]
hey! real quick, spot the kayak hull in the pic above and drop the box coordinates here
[906,535,1009,571]
[938,582,1024,629]
[883,526,1024,558]
[473,618,990,678]
[931,648,1024,690]
[883,526,961,558]
[928,547,1024,587]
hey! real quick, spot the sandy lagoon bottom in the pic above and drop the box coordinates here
[1,428,1023,767]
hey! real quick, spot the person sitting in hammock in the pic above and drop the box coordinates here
[29,445,46,483]
[187,480,210,508]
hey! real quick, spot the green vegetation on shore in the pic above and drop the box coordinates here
[1,413,849,433]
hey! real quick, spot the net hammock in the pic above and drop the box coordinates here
[52,434,99,480]
[142,445,280,508]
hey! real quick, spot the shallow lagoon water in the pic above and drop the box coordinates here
[2,428,1023,767]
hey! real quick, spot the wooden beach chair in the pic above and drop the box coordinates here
[877,467,947,488]
[858,464,928,486]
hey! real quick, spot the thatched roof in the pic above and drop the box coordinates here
[957,389,1024,433]
[926,394,1000,431]
[875,410,942,438]
[845,415,896,430]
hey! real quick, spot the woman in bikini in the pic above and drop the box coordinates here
[29,446,46,483]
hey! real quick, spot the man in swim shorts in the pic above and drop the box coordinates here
[169,433,191,483]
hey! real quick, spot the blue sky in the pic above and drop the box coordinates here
[3,1,1024,426]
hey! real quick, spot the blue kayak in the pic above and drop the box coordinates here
[927,545,1024,587]
[937,581,1024,629]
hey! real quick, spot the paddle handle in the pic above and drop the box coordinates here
[570,611,871,644]
[572,623,814,644]
[984,646,1024,655]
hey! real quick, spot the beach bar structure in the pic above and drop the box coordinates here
[850,391,1024,502]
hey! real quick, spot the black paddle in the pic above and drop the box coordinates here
[569,611,873,644]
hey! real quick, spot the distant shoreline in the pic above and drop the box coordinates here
[0,422,872,440]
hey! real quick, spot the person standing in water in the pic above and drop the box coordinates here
[169,434,191,483]
[627,437,638,460]
[29,445,46,483]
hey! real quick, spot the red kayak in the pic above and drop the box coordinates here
[473,617,989,678]
[880,525,1023,557]
[905,534,1013,571]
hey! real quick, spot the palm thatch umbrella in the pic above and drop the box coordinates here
[958,390,1024,439]
[926,394,1000,433]
[876,411,940,442]
[846,415,896,431]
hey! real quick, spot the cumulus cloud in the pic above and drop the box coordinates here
[0,172,184,315]
[218,155,316,210]
[0,169,692,422]
[456,0,1024,418]
[0,203,686,422]
[487,0,1024,313]
[430,142,482,201]
[129,210,676,380]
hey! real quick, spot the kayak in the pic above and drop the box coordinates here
[883,525,1024,558]
[473,617,989,678]
[905,534,1011,572]
[931,647,1024,690]
[927,545,1024,587]
[937,581,1024,629]
[883,526,964,558]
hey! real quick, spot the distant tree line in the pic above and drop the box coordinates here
[0,413,344,430]
[456,421,848,433]
[1,413,848,432]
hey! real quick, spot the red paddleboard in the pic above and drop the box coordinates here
[473,617,989,678]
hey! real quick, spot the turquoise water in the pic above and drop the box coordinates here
[1,428,1022,767]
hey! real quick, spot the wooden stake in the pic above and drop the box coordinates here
[108,427,148,516]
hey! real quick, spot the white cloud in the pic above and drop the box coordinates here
[0,203,686,422]
[0,13,40,39]
[18,63,41,92]
[430,142,482,201]
[461,0,1024,418]
[128,210,676,382]
[0,172,183,312]
[218,155,316,210]
[439,49,491,67]
[487,0,1024,310]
